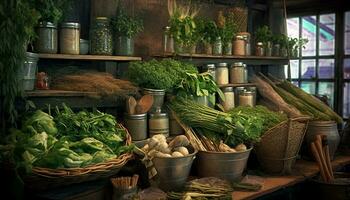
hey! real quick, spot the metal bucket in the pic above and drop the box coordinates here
[152,147,197,191]
[309,173,350,200]
[196,148,252,182]
[143,88,165,112]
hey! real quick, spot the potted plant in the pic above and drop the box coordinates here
[254,25,273,56]
[168,0,200,54]
[288,37,298,58]
[296,38,308,57]
[111,7,143,56]
[219,13,237,56]
[196,19,218,55]
[127,59,197,111]
[33,0,72,53]
[175,72,225,108]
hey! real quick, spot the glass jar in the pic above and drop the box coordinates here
[223,41,232,55]
[34,22,58,53]
[202,64,216,81]
[241,32,251,56]
[273,44,280,56]
[229,62,247,84]
[265,41,272,56]
[233,35,245,56]
[163,26,174,54]
[148,112,169,138]
[90,17,113,55]
[255,42,264,56]
[215,62,229,85]
[213,37,222,55]
[239,89,255,107]
[124,113,147,141]
[60,22,80,54]
[221,87,235,111]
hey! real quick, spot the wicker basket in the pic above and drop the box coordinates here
[24,124,134,190]
[254,117,309,174]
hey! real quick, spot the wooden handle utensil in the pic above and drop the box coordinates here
[311,142,328,182]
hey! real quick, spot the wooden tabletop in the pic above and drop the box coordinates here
[233,156,350,200]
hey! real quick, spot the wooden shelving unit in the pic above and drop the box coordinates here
[233,156,350,200]
[153,53,289,65]
[218,83,256,88]
[38,53,142,61]
[25,90,97,97]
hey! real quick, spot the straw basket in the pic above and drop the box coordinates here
[24,124,134,190]
[254,117,309,174]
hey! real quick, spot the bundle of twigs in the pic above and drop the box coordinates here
[111,174,139,189]
[51,70,139,98]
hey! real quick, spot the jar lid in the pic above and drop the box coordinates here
[222,87,234,92]
[25,52,39,61]
[257,42,264,46]
[96,17,108,20]
[231,62,244,67]
[164,26,171,30]
[204,64,215,70]
[125,113,147,119]
[216,63,228,67]
[149,112,168,118]
[235,86,245,90]
[143,88,166,95]
[242,90,254,95]
[235,35,244,40]
[61,22,80,29]
[38,21,57,28]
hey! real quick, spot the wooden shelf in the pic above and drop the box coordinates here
[153,53,289,65]
[25,90,97,97]
[38,53,142,61]
[233,156,350,200]
[218,83,256,88]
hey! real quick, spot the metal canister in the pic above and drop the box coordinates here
[215,62,229,85]
[124,113,147,141]
[34,22,58,53]
[202,64,216,81]
[149,112,169,137]
[229,62,247,84]
[60,22,80,54]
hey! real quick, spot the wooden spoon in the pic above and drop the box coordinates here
[127,96,137,115]
[136,95,154,114]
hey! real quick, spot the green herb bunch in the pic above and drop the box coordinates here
[196,18,219,44]
[272,34,288,48]
[111,7,143,38]
[176,72,225,105]
[255,25,273,46]
[127,59,198,91]
[218,13,238,44]
[30,0,73,24]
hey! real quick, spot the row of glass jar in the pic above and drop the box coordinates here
[34,17,134,56]
[202,62,248,85]
[220,86,256,111]
[255,42,288,57]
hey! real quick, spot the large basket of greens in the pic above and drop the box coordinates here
[254,117,309,174]
[0,104,133,189]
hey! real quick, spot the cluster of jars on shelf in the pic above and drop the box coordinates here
[202,62,256,111]
[34,17,132,56]
[124,90,183,142]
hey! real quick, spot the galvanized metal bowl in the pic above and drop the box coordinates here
[152,147,197,191]
[195,148,252,182]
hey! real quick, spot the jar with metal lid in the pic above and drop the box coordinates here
[213,37,222,55]
[34,22,58,53]
[233,35,245,56]
[265,41,272,56]
[255,42,264,56]
[163,26,174,54]
[149,112,169,138]
[238,89,256,107]
[220,87,235,111]
[215,62,229,85]
[202,64,216,81]
[124,113,147,141]
[241,32,251,56]
[229,62,248,84]
[90,17,113,55]
[60,22,80,54]
[223,41,232,55]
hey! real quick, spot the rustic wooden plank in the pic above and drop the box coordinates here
[25,90,97,97]
[38,54,142,61]
[233,156,350,200]
[218,83,256,88]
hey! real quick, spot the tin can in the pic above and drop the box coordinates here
[149,112,169,137]
[125,113,147,141]
[60,22,80,54]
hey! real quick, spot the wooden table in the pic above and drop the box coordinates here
[233,156,350,200]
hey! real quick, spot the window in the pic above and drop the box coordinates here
[286,14,336,108]
[344,11,350,118]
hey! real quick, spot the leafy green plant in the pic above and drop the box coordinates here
[169,15,200,48]
[297,38,308,49]
[111,7,143,38]
[31,0,73,24]
[273,34,289,48]
[127,59,198,91]
[196,18,219,44]
[219,13,238,44]
[1,0,40,131]
[175,72,225,105]
[255,25,272,45]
